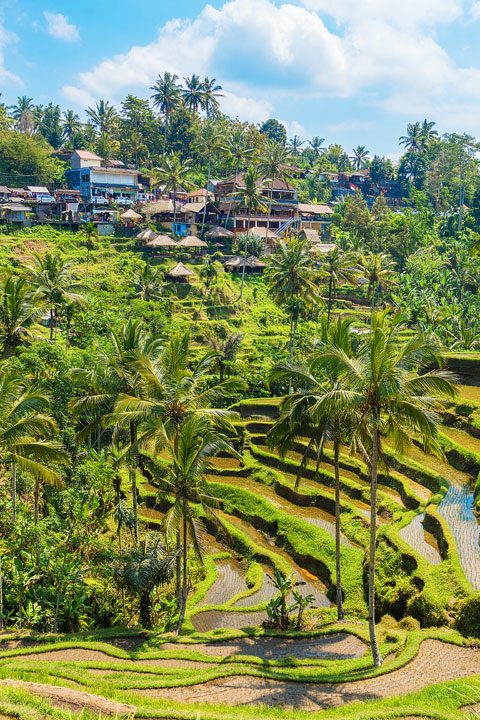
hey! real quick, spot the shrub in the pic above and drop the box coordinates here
[406,591,446,627]
[455,593,480,637]
[398,616,421,631]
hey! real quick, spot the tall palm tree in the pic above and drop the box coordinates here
[358,252,397,310]
[150,72,182,142]
[70,320,160,544]
[267,317,357,621]
[399,122,423,154]
[204,330,243,382]
[80,222,98,282]
[308,136,325,158]
[182,75,206,113]
[27,253,85,341]
[266,237,318,362]
[161,415,239,632]
[0,275,39,357]
[85,100,118,136]
[110,332,245,601]
[135,264,164,302]
[321,247,359,323]
[233,166,268,298]
[420,119,438,149]
[289,135,304,155]
[116,535,177,628]
[317,312,456,665]
[350,146,370,170]
[260,141,293,251]
[0,370,66,524]
[221,126,256,229]
[10,96,36,134]
[154,153,192,229]
[202,77,223,118]
[61,110,81,143]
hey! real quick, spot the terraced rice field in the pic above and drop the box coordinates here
[399,513,442,565]
[438,483,480,589]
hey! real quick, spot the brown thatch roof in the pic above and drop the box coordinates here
[120,209,142,220]
[204,226,236,239]
[177,236,208,248]
[168,262,195,277]
[300,228,321,243]
[309,243,337,254]
[298,203,334,215]
[180,201,206,214]
[248,226,277,239]
[146,234,179,248]
[136,229,158,242]
[141,199,175,215]
[225,255,266,269]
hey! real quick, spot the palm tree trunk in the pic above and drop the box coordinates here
[173,183,177,230]
[34,478,40,525]
[369,416,383,667]
[239,208,251,299]
[140,589,152,628]
[129,422,139,546]
[334,438,344,621]
[327,274,333,325]
[49,307,54,341]
[176,511,188,634]
[11,460,16,523]
[201,157,211,232]
[266,184,273,255]
[0,556,3,631]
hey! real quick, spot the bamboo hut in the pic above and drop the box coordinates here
[167,262,195,283]
[177,236,208,254]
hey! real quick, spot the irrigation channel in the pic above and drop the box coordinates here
[438,482,480,589]
[398,513,442,565]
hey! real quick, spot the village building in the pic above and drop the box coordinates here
[66,149,139,206]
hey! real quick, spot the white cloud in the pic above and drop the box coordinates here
[0,21,21,85]
[61,0,480,137]
[471,1,480,20]
[44,11,79,42]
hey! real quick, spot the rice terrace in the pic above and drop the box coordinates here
[1,2,480,719]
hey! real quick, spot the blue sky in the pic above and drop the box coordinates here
[2,0,480,156]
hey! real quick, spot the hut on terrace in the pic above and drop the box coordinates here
[167,262,195,283]
[224,255,266,274]
[177,236,208,254]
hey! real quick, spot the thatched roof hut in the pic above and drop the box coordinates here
[120,209,142,221]
[205,226,236,240]
[177,236,208,252]
[224,255,266,273]
[145,234,179,249]
[167,262,195,282]
[299,228,321,244]
[309,243,337,254]
[136,228,158,242]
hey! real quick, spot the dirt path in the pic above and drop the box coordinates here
[141,640,480,710]
[0,679,135,716]
[161,633,366,660]
[8,648,213,669]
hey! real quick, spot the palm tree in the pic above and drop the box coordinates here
[317,312,456,665]
[308,136,325,158]
[28,253,85,341]
[135,264,164,302]
[321,247,359,323]
[61,110,81,143]
[0,370,66,524]
[154,153,192,229]
[203,77,223,117]
[221,126,256,229]
[80,223,98,281]
[289,135,304,155]
[182,75,206,113]
[150,72,182,142]
[110,332,245,603]
[420,119,438,149]
[162,415,239,632]
[267,318,357,621]
[260,141,293,252]
[71,320,160,544]
[205,330,243,382]
[399,122,423,154]
[10,96,36,134]
[233,166,268,298]
[266,237,318,362]
[85,100,118,135]
[0,275,39,357]
[358,252,397,310]
[351,146,370,170]
[116,535,177,628]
